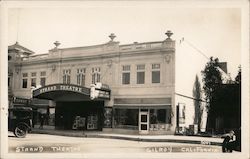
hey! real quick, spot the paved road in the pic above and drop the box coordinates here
[8,133,222,154]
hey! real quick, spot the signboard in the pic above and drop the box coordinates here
[90,83,111,100]
[13,97,29,105]
[103,107,112,128]
[33,84,90,97]
[95,88,111,100]
[178,103,186,124]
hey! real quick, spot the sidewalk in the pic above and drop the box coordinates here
[31,127,224,146]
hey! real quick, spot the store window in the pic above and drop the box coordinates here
[150,109,167,124]
[77,68,86,86]
[92,67,101,84]
[137,64,145,84]
[149,108,172,131]
[122,65,130,85]
[22,73,28,88]
[114,108,139,129]
[152,64,160,83]
[63,69,71,84]
[40,71,46,87]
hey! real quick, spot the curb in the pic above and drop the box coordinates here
[30,130,222,146]
[85,134,222,146]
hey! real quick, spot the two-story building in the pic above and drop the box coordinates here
[8,31,176,135]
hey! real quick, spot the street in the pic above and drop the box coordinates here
[8,133,222,153]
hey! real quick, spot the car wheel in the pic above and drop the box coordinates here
[14,124,28,138]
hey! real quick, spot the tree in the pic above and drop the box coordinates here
[235,65,241,84]
[193,75,203,132]
[201,57,222,111]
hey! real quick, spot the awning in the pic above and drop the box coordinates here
[32,84,90,101]
[113,104,171,109]
[113,97,172,109]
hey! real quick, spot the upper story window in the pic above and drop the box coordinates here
[136,64,145,84]
[122,65,130,85]
[92,67,101,84]
[23,73,28,78]
[63,69,71,84]
[40,71,46,87]
[31,72,37,87]
[22,73,28,88]
[40,71,46,77]
[77,68,86,86]
[152,64,160,83]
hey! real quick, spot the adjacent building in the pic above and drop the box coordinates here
[8,31,176,135]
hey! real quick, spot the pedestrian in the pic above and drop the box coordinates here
[222,130,236,152]
[39,114,45,129]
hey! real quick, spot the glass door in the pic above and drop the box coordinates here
[139,110,149,134]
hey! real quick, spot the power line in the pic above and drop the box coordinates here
[180,37,210,60]
[175,92,208,103]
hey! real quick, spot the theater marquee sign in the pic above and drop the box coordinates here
[33,84,90,97]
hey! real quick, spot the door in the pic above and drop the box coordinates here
[139,110,149,134]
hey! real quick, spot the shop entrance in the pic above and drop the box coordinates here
[139,109,149,134]
[55,101,104,131]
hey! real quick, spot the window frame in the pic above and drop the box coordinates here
[151,63,161,84]
[22,73,28,88]
[136,64,145,84]
[76,68,86,86]
[62,69,71,84]
[122,65,131,85]
[91,67,101,84]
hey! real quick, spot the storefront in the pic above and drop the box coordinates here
[32,83,110,131]
[113,98,173,135]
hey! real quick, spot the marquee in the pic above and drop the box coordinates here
[32,84,90,100]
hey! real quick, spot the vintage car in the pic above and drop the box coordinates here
[8,107,33,138]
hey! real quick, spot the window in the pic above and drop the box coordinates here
[31,78,36,87]
[137,64,145,84]
[122,65,130,85]
[40,71,46,76]
[150,109,168,124]
[30,72,37,87]
[22,73,28,88]
[40,78,46,87]
[63,69,71,84]
[22,79,28,88]
[77,68,86,86]
[40,71,46,87]
[31,72,37,77]
[152,64,160,83]
[92,67,101,84]
[114,109,139,129]
[23,73,28,78]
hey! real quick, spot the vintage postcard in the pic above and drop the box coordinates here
[0,0,249,159]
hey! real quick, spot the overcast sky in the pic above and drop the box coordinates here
[8,3,241,77]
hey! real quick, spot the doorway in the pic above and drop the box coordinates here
[139,109,149,134]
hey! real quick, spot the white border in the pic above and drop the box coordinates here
[0,0,249,159]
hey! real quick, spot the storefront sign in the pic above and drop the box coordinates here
[91,83,111,100]
[97,89,110,99]
[33,84,90,97]
[13,97,29,105]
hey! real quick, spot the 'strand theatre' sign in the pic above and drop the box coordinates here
[33,84,90,97]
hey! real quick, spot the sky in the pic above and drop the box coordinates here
[7,2,242,126]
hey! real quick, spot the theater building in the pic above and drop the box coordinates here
[8,31,176,134]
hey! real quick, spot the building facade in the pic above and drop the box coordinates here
[8,31,176,135]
